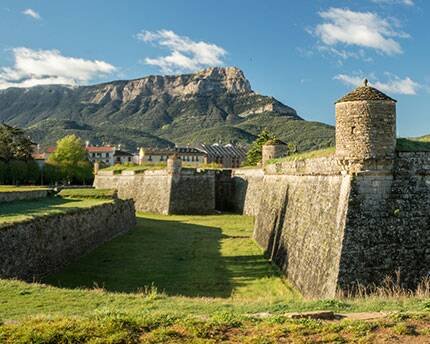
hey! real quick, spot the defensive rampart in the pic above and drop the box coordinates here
[251,157,350,297]
[94,168,216,214]
[0,199,136,280]
[338,152,430,292]
[246,152,430,297]
[0,189,48,203]
[93,153,430,298]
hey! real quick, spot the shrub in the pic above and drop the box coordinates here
[393,322,417,336]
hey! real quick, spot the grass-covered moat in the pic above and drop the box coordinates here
[1,213,429,343]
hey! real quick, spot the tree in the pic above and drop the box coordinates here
[0,124,33,162]
[26,160,41,184]
[0,161,7,184]
[48,135,92,184]
[43,163,63,185]
[244,129,278,166]
[7,160,27,185]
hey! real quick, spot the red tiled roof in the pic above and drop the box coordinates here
[32,153,47,160]
[85,146,114,153]
[46,146,56,153]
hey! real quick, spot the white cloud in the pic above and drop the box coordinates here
[22,8,41,20]
[314,8,408,55]
[0,48,116,89]
[136,29,227,73]
[370,0,414,6]
[334,73,421,95]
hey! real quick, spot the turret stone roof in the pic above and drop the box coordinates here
[336,85,397,103]
[265,139,287,146]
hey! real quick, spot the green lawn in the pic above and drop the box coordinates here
[0,197,111,225]
[1,213,429,343]
[268,147,336,164]
[0,185,49,192]
[44,213,294,299]
[396,137,430,152]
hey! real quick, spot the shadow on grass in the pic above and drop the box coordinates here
[43,215,278,298]
[44,216,231,297]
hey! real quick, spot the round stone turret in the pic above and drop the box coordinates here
[335,81,397,162]
[262,139,288,166]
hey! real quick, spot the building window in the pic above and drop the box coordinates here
[160,155,164,161]
[97,153,101,157]
[148,155,152,161]
[106,160,109,163]
[92,153,96,157]
[106,153,110,157]
[128,157,131,162]
[196,156,199,162]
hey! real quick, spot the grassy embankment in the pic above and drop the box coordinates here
[271,147,336,164]
[1,213,429,342]
[100,162,222,173]
[0,196,110,226]
[266,136,430,166]
[396,137,430,152]
[101,163,167,173]
[0,185,49,192]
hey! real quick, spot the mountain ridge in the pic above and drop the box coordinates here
[0,66,334,151]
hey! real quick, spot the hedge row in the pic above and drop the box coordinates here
[0,160,93,186]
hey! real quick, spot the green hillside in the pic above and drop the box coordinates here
[0,67,335,151]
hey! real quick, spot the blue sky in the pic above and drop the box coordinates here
[0,0,428,136]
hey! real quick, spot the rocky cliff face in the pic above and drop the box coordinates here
[89,67,253,104]
[0,67,334,150]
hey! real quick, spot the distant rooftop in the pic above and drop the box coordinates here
[199,144,247,159]
[336,83,397,103]
[86,146,114,153]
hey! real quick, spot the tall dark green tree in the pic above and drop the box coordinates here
[0,124,34,162]
[0,124,39,185]
[8,160,27,185]
[244,129,278,166]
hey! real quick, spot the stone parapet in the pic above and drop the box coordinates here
[265,157,342,176]
[0,189,48,203]
[0,199,135,280]
[94,167,216,214]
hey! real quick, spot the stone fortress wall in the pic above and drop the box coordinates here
[251,160,351,297]
[93,82,430,298]
[338,152,430,292]
[94,169,172,214]
[0,189,48,203]
[94,166,216,215]
[93,153,430,298]
[0,199,136,281]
